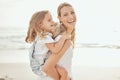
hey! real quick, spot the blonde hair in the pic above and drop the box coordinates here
[25,10,49,43]
[57,2,75,46]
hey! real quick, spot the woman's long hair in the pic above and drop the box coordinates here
[57,2,76,47]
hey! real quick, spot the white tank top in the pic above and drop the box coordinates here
[55,35,73,77]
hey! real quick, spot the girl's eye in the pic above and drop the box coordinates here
[48,19,51,22]
[71,11,75,15]
[63,13,68,16]
[48,17,53,22]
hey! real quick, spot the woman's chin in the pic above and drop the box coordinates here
[69,23,76,27]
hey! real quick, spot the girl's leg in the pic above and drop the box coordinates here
[42,40,70,80]
[56,65,69,80]
[43,65,60,80]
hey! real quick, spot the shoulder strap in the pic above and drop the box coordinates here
[29,40,37,59]
[32,41,36,58]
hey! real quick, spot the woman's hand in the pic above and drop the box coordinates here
[63,22,74,34]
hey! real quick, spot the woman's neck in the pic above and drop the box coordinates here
[60,24,66,32]
[61,24,71,34]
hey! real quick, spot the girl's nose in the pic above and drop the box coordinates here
[54,22,58,26]
[51,21,55,26]
[51,21,56,26]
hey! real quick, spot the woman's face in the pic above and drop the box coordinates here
[58,6,76,28]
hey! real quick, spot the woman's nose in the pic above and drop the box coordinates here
[69,14,74,19]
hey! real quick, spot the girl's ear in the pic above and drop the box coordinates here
[39,23,44,29]
[38,22,42,27]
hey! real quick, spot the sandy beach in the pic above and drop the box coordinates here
[0,63,120,80]
[0,48,120,80]
[72,66,120,80]
[0,63,37,80]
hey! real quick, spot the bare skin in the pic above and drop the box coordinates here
[42,40,71,80]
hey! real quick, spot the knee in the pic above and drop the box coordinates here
[61,68,68,76]
[42,64,53,74]
[42,66,46,73]
[56,66,68,76]
[42,65,48,74]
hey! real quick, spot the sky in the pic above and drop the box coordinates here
[0,0,120,44]
[0,0,78,27]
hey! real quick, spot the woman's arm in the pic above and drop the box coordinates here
[42,39,71,80]
[43,39,71,67]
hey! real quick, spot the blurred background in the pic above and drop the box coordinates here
[0,0,120,80]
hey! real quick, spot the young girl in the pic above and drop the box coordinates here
[25,10,71,80]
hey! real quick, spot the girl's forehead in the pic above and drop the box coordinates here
[44,13,50,19]
[42,12,52,22]
[45,12,52,17]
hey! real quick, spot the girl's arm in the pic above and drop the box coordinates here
[46,33,70,54]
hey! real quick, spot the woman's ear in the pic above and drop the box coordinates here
[58,16,62,22]
[58,16,63,24]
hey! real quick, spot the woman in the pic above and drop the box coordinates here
[56,2,76,79]
[37,2,76,80]
[42,2,76,80]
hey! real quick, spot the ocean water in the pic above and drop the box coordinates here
[0,27,28,50]
[0,26,120,67]
[0,26,120,50]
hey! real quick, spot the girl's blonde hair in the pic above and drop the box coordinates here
[57,2,75,46]
[25,10,49,43]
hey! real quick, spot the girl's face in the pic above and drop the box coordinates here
[41,12,56,33]
[58,6,76,28]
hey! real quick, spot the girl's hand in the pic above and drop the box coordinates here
[62,32,71,40]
